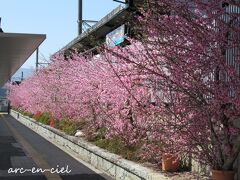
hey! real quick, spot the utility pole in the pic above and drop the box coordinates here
[77,0,97,35]
[36,47,39,71]
[78,0,83,35]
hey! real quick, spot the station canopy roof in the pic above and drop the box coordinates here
[0,32,46,86]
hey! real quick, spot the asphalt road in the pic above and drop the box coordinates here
[0,114,111,180]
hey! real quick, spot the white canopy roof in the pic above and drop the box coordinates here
[0,32,46,86]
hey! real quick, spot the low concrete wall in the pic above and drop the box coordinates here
[10,110,169,180]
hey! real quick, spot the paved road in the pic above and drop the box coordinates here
[0,114,111,180]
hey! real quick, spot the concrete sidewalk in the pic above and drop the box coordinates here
[0,114,111,180]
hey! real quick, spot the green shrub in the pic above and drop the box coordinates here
[58,120,79,136]
[53,119,61,129]
[18,110,141,161]
[22,111,34,118]
[85,127,107,142]
[75,120,87,130]
[94,136,140,161]
[28,113,34,118]
[39,113,50,125]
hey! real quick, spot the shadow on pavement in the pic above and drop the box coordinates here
[0,136,25,170]
[0,175,47,180]
[0,174,108,180]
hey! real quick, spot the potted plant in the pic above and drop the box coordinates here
[162,153,180,172]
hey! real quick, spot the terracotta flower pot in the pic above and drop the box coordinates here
[162,154,180,172]
[50,118,54,127]
[212,170,234,180]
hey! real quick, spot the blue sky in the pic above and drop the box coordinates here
[0,0,120,68]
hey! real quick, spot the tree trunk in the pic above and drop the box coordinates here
[223,135,240,170]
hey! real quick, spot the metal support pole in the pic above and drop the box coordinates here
[113,0,127,4]
[78,0,83,35]
[36,47,39,71]
[0,17,3,32]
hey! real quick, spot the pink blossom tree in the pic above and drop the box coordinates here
[8,50,153,150]
[105,0,240,171]
[7,0,240,173]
